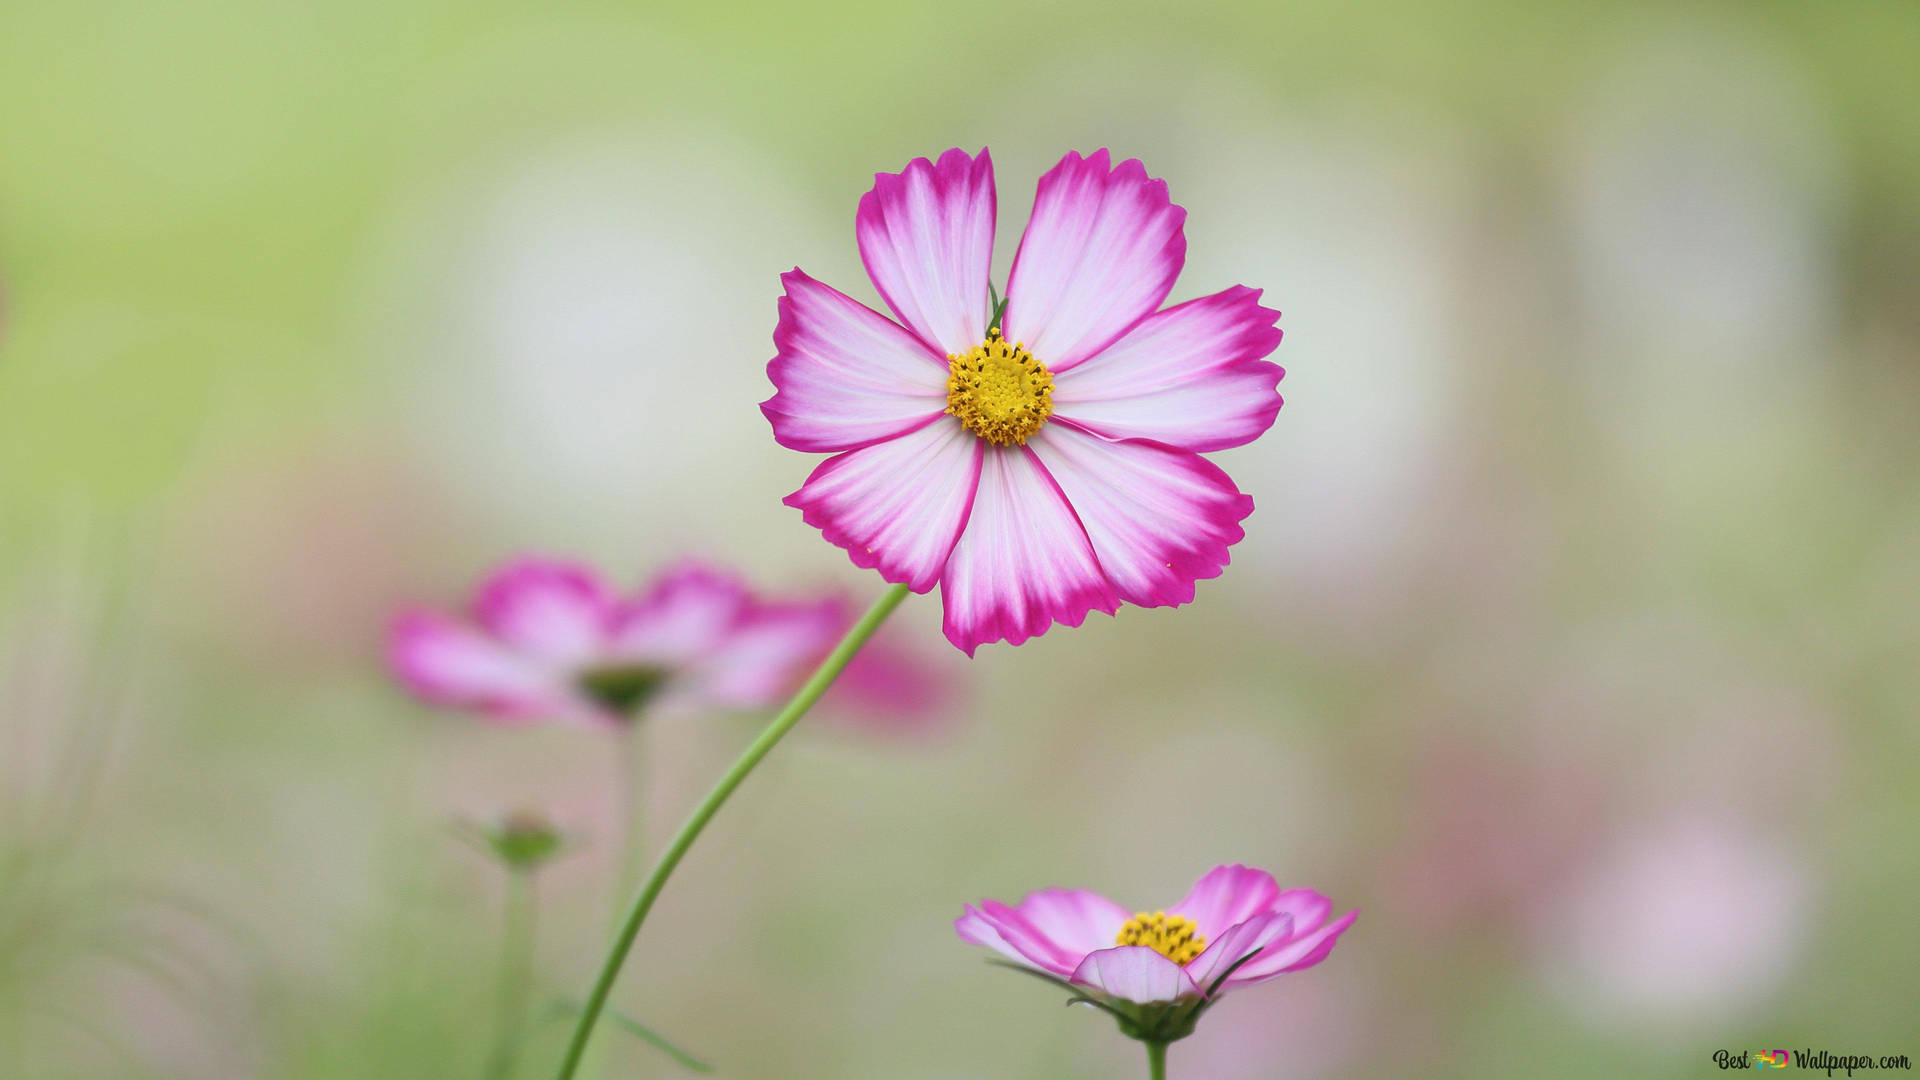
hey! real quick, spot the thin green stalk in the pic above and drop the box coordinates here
[586,723,646,1080]
[551,582,912,1080]
[486,870,537,1080]
[1146,1041,1168,1080]
[613,723,647,916]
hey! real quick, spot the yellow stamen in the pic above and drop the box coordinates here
[945,330,1053,445]
[1116,910,1207,966]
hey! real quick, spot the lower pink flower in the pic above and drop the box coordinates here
[957,864,1355,1044]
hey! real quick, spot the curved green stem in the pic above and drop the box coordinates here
[486,869,536,1080]
[551,582,912,1080]
[1146,1041,1168,1080]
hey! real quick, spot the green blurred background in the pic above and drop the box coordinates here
[3,1,1918,1077]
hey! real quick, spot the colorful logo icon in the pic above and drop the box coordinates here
[1752,1049,1790,1069]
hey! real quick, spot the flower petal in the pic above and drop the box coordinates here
[1170,864,1283,942]
[1008,889,1132,961]
[1051,285,1284,451]
[1231,909,1359,980]
[676,597,846,711]
[956,905,1041,971]
[1026,425,1252,609]
[938,445,1119,654]
[857,147,996,356]
[1070,946,1201,1005]
[388,610,580,723]
[472,557,616,666]
[1268,888,1335,935]
[955,901,1081,976]
[610,562,753,666]
[1183,911,1295,994]
[1002,149,1186,372]
[785,418,984,593]
[761,269,950,452]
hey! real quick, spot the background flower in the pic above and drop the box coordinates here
[390,556,949,731]
[389,557,845,725]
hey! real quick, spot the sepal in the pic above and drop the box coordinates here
[454,808,570,872]
[986,947,1266,1044]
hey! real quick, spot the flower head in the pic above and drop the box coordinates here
[956,865,1355,1043]
[763,148,1285,654]
[388,557,847,726]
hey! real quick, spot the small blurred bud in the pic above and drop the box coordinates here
[461,808,568,872]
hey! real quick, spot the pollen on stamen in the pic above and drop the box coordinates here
[945,330,1054,445]
[1116,910,1207,967]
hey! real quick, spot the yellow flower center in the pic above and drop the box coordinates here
[1116,910,1207,967]
[945,330,1053,445]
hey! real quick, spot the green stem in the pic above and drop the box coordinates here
[613,723,647,917]
[1146,1041,1168,1080]
[551,582,912,1080]
[586,723,645,1080]
[486,869,537,1080]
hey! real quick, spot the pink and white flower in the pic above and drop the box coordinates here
[957,865,1355,1042]
[388,557,849,726]
[762,148,1285,654]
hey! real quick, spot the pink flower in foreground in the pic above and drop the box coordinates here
[389,557,847,726]
[957,865,1355,1044]
[762,148,1285,654]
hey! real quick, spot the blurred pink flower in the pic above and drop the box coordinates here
[389,557,849,726]
[762,147,1284,655]
[957,864,1355,1017]
[1534,814,1811,1025]
[816,631,960,738]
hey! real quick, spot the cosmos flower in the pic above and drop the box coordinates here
[956,865,1355,1045]
[762,148,1285,654]
[388,557,853,726]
